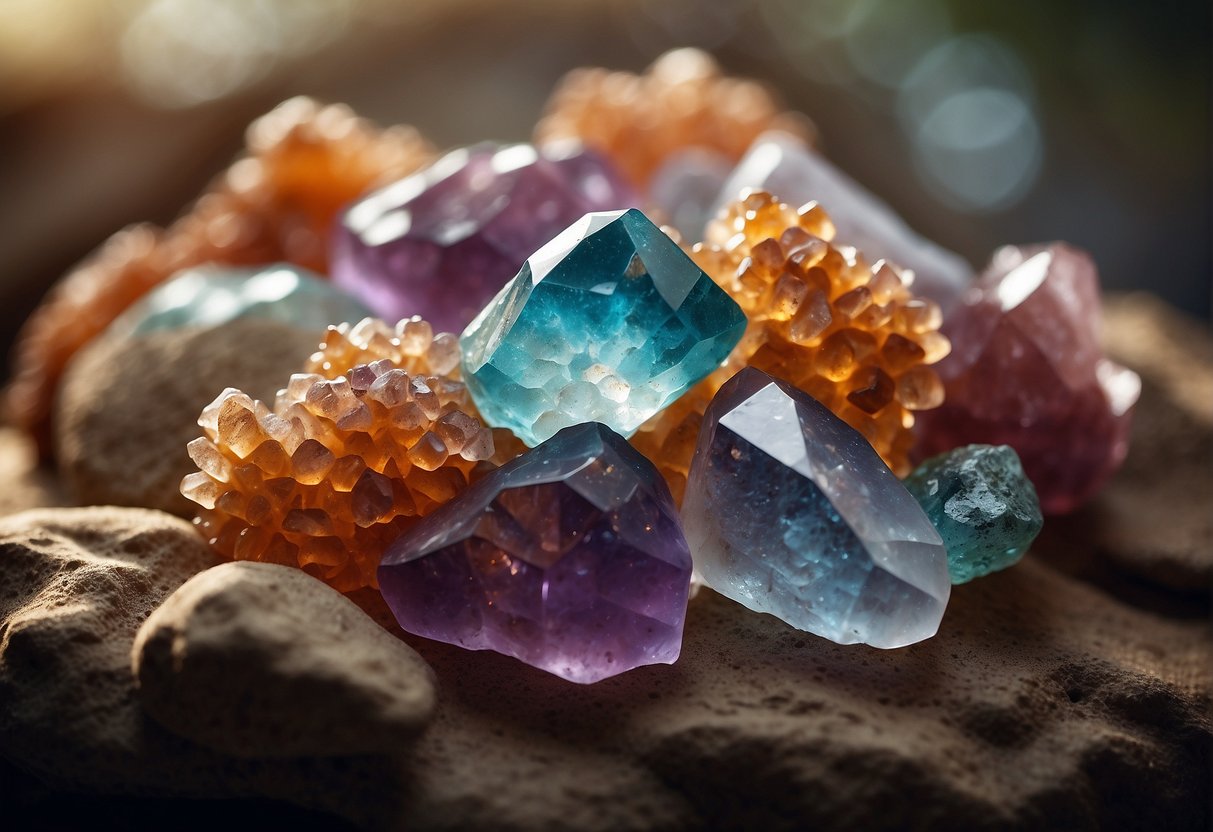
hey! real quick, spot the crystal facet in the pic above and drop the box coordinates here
[682,367,950,648]
[904,444,1043,584]
[332,143,637,333]
[649,148,733,240]
[379,422,693,684]
[108,264,371,337]
[715,131,972,311]
[460,209,747,447]
[914,243,1141,514]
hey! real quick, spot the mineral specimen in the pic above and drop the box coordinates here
[181,361,499,593]
[331,142,638,333]
[304,316,462,381]
[379,422,692,683]
[904,444,1043,584]
[914,243,1141,514]
[649,148,734,239]
[536,48,812,189]
[633,191,949,501]
[460,209,747,447]
[714,131,973,310]
[681,367,950,648]
[107,263,371,337]
[6,97,433,455]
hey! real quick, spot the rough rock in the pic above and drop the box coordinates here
[55,318,321,516]
[134,561,436,758]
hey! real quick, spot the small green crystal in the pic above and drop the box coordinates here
[904,444,1043,584]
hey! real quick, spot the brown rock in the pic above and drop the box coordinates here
[0,427,64,516]
[55,318,320,516]
[133,561,436,758]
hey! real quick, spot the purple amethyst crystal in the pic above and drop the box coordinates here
[379,422,693,684]
[331,142,638,333]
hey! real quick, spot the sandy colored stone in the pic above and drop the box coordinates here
[133,561,436,758]
[55,318,321,516]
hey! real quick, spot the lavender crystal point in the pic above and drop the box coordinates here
[715,131,973,311]
[332,143,638,333]
[682,367,950,649]
[379,422,692,684]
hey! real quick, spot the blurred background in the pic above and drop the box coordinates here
[1,0,1208,376]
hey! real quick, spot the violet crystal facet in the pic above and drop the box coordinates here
[914,243,1141,514]
[379,422,692,684]
[332,142,638,332]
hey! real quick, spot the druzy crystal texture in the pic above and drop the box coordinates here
[7,96,433,454]
[304,317,461,381]
[536,48,812,189]
[904,445,1043,584]
[380,422,692,684]
[682,368,950,649]
[108,264,371,337]
[914,243,1141,514]
[332,143,638,333]
[633,191,949,503]
[181,360,500,593]
[715,131,973,310]
[460,209,747,447]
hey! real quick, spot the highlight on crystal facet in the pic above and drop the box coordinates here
[379,422,693,684]
[681,367,950,649]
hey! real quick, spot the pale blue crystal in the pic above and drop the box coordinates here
[460,209,747,446]
[681,367,950,649]
[109,263,371,337]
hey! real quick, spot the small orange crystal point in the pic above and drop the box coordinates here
[633,190,950,499]
[536,48,813,189]
[6,97,435,457]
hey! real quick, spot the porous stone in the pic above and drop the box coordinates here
[714,130,973,310]
[904,444,1043,584]
[133,561,436,758]
[107,263,371,337]
[682,367,950,649]
[380,422,692,684]
[332,143,637,333]
[914,243,1142,515]
[55,318,320,516]
[460,209,747,446]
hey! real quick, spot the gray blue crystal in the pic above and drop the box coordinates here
[904,444,1043,584]
[681,367,950,648]
[460,208,747,446]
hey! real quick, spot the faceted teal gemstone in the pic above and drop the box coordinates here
[109,263,372,337]
[904,444,1043,584]
[460,209,747,446]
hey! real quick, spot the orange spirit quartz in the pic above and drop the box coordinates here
[633,191,950,503]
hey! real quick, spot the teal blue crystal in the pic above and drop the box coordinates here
[109,263,372,337]
[904,444,1043,584]
[460,209,747,446]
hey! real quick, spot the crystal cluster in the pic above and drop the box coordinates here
[904,445,1043,584]
[304,316,462,380]
[714,131,973,310]
[108,263,371,338]
[634,191,949,503]
[914,243,1140,514]
[6,97,433,454]
[682,368,950,649]
[380,422,692,683]
[181,361,498,593]
[536,48,812,189]
[460,209,747,447]
[332,143,638,333]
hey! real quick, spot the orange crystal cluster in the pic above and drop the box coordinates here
[304,316,462,380]
[633,191,950,503]
[535,48,811,189]
[6,97,434,455]
[182,358,499,593]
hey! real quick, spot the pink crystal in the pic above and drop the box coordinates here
[914,243,1141,514]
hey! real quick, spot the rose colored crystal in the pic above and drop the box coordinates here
[331,143,638,334]
[379,422,692,684]
[914,243,1141,515]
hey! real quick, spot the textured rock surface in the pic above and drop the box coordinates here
[134,561,436,757]
[55,318,321,516]
[0,295,1208,830]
